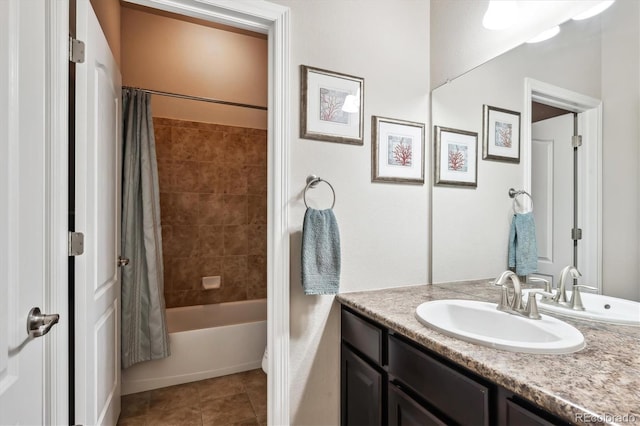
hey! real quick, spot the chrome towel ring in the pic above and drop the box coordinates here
[508,188,533,214]
[304,175,336,209]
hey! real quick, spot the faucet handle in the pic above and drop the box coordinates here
[527,276,551,293]
[570,284,598,311]
[524,290,554,319]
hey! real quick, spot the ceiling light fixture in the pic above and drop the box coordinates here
[482,0,519,30]
[572,0,615,20]
[341,88,360,113]
[526,26,561,43]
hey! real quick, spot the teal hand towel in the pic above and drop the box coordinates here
[508,212,538,276]
[301,208,341,295]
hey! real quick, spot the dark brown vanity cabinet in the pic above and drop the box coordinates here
[340,309,385,425]
[340,306,570,426]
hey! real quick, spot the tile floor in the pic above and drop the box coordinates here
[117,369,267,426]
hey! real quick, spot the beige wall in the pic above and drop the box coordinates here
[90,0,121,66]
[120,6,267,129]
[270,1,430,424]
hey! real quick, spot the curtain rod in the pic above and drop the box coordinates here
[122,86,268,111]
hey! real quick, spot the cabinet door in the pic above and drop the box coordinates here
[341,344,382,426]
[388,385,446,426]
[503,399,556,426]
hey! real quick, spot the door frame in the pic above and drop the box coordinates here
[46,0,71,424]
[47,0,291,424]
[523,78,602,292]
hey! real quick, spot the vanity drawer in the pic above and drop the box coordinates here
[388,335,490,426]
[341,308,384,365]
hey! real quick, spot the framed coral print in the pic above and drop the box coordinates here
[300,65,364,145]
[434,126,478,187]
[482,104,521,163]
[372,116,425,184]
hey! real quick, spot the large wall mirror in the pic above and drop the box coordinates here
[431,0,639,301]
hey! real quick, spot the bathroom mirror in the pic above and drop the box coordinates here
[431,0,640,301]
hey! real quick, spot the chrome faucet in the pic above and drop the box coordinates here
[494,271,553,320]
[495,270,523,312]
[544,265,597,311]
[554,266,581,304]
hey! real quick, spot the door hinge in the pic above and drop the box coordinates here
[572,135,582,148]
[68,232,85,256]
[69,37,85,63]
[571,228,583,241]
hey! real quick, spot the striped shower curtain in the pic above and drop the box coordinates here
[121,88,170,369]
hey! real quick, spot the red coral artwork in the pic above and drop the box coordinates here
[319,88,349,124]
[495,122,512,147]
[393,142,412,166]
[448,144,467,172]
[387,136,413,167]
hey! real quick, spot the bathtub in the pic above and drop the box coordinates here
[121,299,267,395]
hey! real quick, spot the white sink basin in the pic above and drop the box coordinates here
[415,299,585,354]
[522,290,640,326]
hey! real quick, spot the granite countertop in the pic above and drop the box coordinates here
[336,280,640,426]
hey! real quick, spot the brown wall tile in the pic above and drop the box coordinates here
[224,133,247,165]
[198,194,224,225]
[223,195,248,225]
[247,224,267,256]
[245,134,267,166]
[157,118,266,308]
[224,225,248,256]
[171,257,201,291]
[200,225,224,257]
[154,125,172,160]
[171,225,200,258]
[223,255,247,288]
[200,256,223,281]
[246,166,266,195]
[247,255,267,299]
[173,193,200,225]
[200,130,226,163]
[174,161,200,192]
[223,166,248,195]
[197,163,224,193]
[247,195,267,225]
[172,127,202,161]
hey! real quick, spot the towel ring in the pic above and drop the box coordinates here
[508,188,533,214]
[304,175,336,209]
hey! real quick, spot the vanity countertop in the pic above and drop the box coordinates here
[336,280,640,426]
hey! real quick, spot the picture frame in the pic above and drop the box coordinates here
[372,116,425,184]
[300,65,364,145]
[434,126,478,188]
[482,104,521,163]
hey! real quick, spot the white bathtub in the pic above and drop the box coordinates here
[121,299,267,395]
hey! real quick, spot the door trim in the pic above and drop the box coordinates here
[523,78,602,293]
[46,0,70,424]
[122,1,291,424]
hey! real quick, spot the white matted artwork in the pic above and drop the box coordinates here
[300,65,364,145]
[483,104,521,162]
[434,126,478,187]
[372,116,425,184]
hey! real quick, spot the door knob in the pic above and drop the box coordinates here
[27,307,60,338]
[118,256,130,267]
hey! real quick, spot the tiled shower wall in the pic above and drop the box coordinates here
[153,117,267,308]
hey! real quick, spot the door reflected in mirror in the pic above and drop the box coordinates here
[430,0,639,301]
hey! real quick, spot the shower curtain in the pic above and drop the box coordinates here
[121,88,170,369]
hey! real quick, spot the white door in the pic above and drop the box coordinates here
[531,113,574,287]
[75,1,123,424]
[0,1,58,424]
